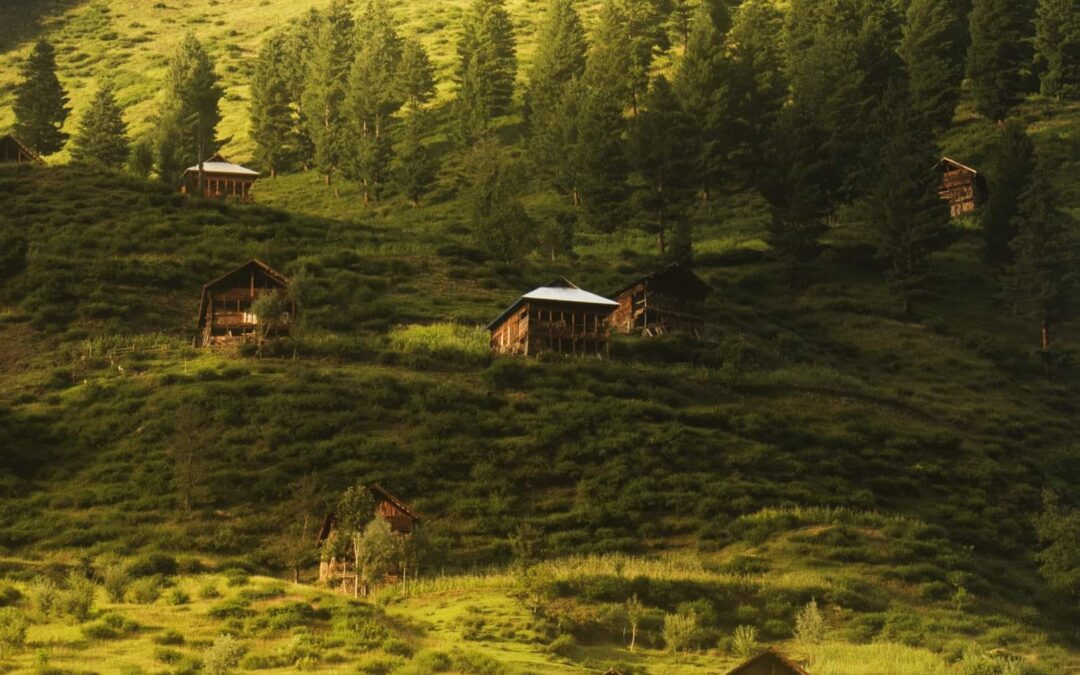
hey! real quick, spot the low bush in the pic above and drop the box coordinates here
[153,629,185,646]
[127,553,178,578]
[164,588,191,606]
[126,576,162,604]
[82,613,139,640]
[382,637,412,657]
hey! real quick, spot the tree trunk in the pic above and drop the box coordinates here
[1041,317,1050,352]
[571,188,580,207]
[271,167,278,179]
[324,173,331,186]
[630,625,637,652]
[293,566,300,583]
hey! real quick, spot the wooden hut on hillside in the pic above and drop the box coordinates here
[195,259,292,348]
[939,157,988,217]
[317,484,421,587]
[724,648,811,675]
[610,262,712,337]
[0,134,44,164]
[181,153,259,203]
[488,277,619,357]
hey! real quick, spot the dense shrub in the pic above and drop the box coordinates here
[126,576,162,604]
[126,553,178,578]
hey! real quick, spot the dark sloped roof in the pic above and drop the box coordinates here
[613,262,712,301]
[487,277,619,330]
[196,259,290,330]
[316,483,421,544]
[724,648,811,675]
[0,134,45,164]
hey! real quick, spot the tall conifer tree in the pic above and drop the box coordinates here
[673,2,726,198]
[250,33,295,177]
[303,0,355,184]
[1005,155,1077,367]
[629,76,698,256]
[13,38,70,155]
[966,0,1033,121]
[900,0,966,131]
[70,82,129,166]
[393,111,436,207]
[572,83,629,232]
[395,39,436,113]
[725,0,786,181]
[983,121,1036,266]
[525,0,586,126]
[455,0,517,141]
[585,0,635,112]
[866,89,953,315]
[160,33,223,188]
[1035,0,1080,99]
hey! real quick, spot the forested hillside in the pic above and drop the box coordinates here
[1,0,1080,673]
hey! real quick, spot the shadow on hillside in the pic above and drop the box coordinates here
[0,0,85,54]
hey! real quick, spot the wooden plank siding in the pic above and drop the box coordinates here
[939,158,988,217]
[491,300,614,357]
[195,260,292,348]
[611,263,711,338]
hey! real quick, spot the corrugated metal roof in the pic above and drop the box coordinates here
[522,285,619,306]
[185,160,260,176]
[487,278,618,329]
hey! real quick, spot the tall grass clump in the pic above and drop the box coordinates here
[388,323,489,366]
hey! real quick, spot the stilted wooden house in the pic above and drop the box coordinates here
[0,134,44,164]
[195,259,292,348]
[181,153,259,203]
[610,262,712,337]
[724,648,810,675]
[939,157,988,217]
[317,484,421,587]
[488,277,620,357]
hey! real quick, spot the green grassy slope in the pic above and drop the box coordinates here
[2,0,1080,672]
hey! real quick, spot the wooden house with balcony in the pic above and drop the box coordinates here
[317,484,421,590]
[488,278,619,357]
[181,153,259,203]
[0,134,44,164]
[195,259,292,348]
[939,157,988,217]
[610,262,712,337]
[724,648,810,675]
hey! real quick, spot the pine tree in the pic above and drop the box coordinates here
[160,33,223,187]
[785,0,905,201]
[463,138,536,262]
[281,9,323,167]
[302,0,355,184]
[532,78,586,203]
[572,83,630,232]
[983,121,1036,266]
[967,0,1034,121]
[900,0,966,131]
[392,112,436,207]
[70,82,129,166]
[13,38,70,155]
[584,0,635,112]
[155,110,187,186]
[525,0,586,126]
[128,135,155,178]
[866,89,953,315]
[250,33,295,177]
[725,0,786,181]
[395,39,436,113]
[348,0,404,138]
[455,0,517,141]
[1005,155,1077,366]
[349,126,392,206]
[628,77,698,255]
[759,104,833,285]
[673,1,727,198]
[619,0,675,113]
[538,209,576,261]
[1035,0,1080,100]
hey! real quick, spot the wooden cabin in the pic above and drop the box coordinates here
[181,153,259,203]
[195,259,292,348]
[0,134,44,164]
[317,484,421,587]
[610,262,711,337]
[488,277,619,357]
[939,157,988,217]
[725,648,811,675]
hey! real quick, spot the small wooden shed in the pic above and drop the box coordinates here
[0,134,44,164]
[939,157,988,217]
[725,648,810,675]
[195,259,292,348]
[488,277,619,357]
[182,153,259,203]
[610,262,712,338]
